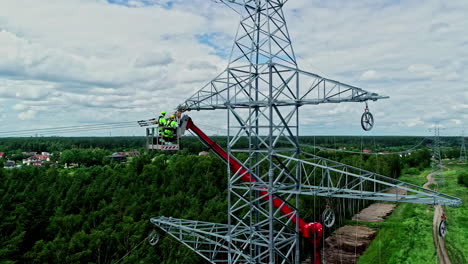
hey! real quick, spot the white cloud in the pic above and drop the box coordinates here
[407,64,438,77]
[134,52,173,68]
[360,70,381,81]
[450,119,462,125]
[13,103,26,111]
[18,109,36,120]
[399,118,425,128]
[0,105,4,121]
[0,0,466,135]
[430,22,450,33]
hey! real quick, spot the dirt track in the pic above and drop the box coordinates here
[351,203,396,222]
[322,225,376,264]
[322,190,400,264]
[423,172,451,264]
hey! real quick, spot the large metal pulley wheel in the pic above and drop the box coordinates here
[361,110,374,131]
[439,219,447,238]
[322,207,336,228]
[148,230,160,246]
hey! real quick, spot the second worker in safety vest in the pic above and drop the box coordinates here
[163,114,178,142]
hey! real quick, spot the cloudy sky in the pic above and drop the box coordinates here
[0,0,466,137]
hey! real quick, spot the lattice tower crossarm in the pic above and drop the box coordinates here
[178,64,388,111]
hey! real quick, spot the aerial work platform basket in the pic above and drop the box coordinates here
[139,115,188,151]
[145,127,180,151]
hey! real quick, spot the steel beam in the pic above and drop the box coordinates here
[178,64,388,112]
[273,152,461,207]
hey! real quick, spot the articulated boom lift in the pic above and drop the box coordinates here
[150,116,460,263]
[149,1,461,263]
[153,116,324,262]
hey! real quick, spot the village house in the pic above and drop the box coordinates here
[4,160,17,169]
[107,151,140,162]
[22,152,51,168]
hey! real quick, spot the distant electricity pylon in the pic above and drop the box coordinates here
[430,123,444,185]
[460,130,467,162]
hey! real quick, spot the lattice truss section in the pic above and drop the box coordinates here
[227,155,302,264]
[179,64,387,111]
[151,217,298,264]
[226,0,297,68]
[273,152,461,207]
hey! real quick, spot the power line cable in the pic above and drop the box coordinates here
[0,125,136,137]
[113,235,150,264]
[0,123,139,137]
[296,137,429,155]
[0,121,137,135]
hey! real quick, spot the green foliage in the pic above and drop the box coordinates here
[0,137,146,153]
[438,166,468,264]
[401,149,431,170]
[0,136,440,263]
[358,203,437,264]
[307,150,407,179]
[360,165,468,264]
[0,153,227,264]
[60,148,111,167]
[358,170,437,264]
[9,153,28,162]
[402,167,420,175]
[457,171,468,187]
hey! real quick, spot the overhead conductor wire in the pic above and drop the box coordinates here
[0,121,139,137]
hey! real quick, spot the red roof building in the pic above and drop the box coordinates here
[37,154,50,161]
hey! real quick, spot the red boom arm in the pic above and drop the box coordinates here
[185,117,323,264]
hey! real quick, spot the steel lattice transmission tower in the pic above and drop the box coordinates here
[430,124,444,185]
[150,1,461,264]
[460,130,467,162]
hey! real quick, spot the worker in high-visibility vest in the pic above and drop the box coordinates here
[163,115,178,143]
[157,111,167,137]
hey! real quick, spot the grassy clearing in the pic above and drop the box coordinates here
[358,165,468,264]
[437,164,468,264]
[357,169,436,264]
